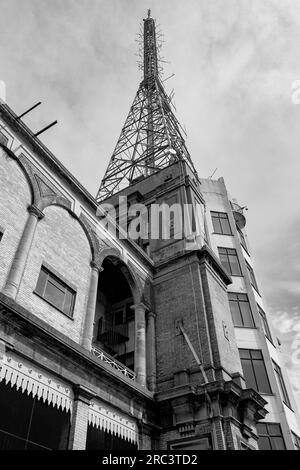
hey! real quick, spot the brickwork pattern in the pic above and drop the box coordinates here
[0,149,31,291]
[17,204,92,343]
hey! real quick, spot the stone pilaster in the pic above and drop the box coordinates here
[4,205,44,299]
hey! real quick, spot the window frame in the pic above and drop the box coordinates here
[239,348,272,394]
[34,265,76,318]
[211,211,233,236]
[245,260,260,293]
[292,432,300,450]
[272,360,292,409]
[218,247,242,276]
[228,292,255,328]
[257,305,273,343]
[257,422,286,450]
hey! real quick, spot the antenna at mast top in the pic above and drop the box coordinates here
[147,9,151,18]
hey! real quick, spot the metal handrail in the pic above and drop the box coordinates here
[91,345,136,381]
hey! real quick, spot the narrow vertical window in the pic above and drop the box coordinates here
[258,305,272,342]
[245,261,259,293]
[273,361,292,408]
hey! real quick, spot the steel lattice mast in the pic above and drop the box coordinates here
[96,10,198,203]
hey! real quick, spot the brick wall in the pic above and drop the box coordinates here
[17,205,92,343]
[0,148,31,291]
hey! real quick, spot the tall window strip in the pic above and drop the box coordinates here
[273,360,292,409]
[211,211,232,235]
[239,349,272,394]
[237,226,248,252]
[35,266,76,318]
[218,247,242,276]
[245,260,259,293]
[228,293,255,328]
[257,423,286,450]
[258,305,272,342]
[292,432,300,450]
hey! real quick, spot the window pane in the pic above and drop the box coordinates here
[220,218,232,235]
[212,216,222,234]
[241,359,257,390]
[250,350,263,360]
[229,300,243,326]
[257,423,267,434]
[254,360,271,394]
[239,349,251,359]
[272,437,285,450]
[35,268,48,296]
[219,253,231,274]
[258,436,271,450]
[268,424,281,436]
[63,289,74,316]
[45,281,65,310]
[240,302,254,327]
[228,253,241,275]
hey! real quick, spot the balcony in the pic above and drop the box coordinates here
[91,345,136,381]
[97,321,129,346]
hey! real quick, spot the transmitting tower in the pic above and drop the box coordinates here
[96,10,198,202]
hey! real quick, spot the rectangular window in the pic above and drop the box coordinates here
[257,423,285,450]
[237,226,248,252]
[239,349,272,394]
[258,305,272,342]
[211,211,232,235]
[228,293,255,328]
[273,361,292,408]
[246,261,259,293]
[292,432,300,450]
[35,266,76,317]
[218,247,242,276]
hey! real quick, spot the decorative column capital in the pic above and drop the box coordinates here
[28,204,44,220]
[147,310,156,319]
[90,261,104,272]
[131,302,148,312]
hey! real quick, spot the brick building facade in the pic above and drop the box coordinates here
[0,11,300,451]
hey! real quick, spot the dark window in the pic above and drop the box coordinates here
[292,432,300,450]
[35,266,76,317]
[239,349,272,394]
[228,293,255,328]
[257,423,285,450]
[237,227,248,251]
[246,261,259,293]
[113,309,124,326]
[273,361,292,408]
[218,247,242,276]
[258,305,272,342]
[211,212,232,235]
[0,232,3,243]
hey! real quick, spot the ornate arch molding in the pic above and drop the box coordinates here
[0,145,38,205]
[98,246,144,304]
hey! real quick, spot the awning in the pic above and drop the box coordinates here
[88,399,138,443]
[0,351,73,412]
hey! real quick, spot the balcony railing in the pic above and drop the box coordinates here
[91,345,136,381]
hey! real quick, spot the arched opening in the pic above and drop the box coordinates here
[92,257,135,371]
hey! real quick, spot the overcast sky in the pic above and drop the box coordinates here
[1,0,300,409]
